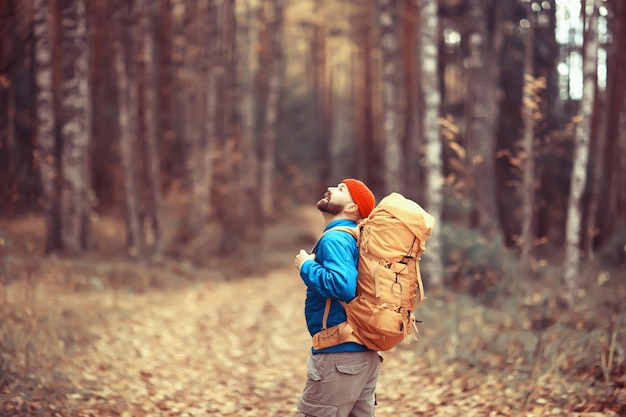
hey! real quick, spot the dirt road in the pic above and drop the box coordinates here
[57,267,310,416]
[2,208,623,416]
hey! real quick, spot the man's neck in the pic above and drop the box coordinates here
[322,213,353,227]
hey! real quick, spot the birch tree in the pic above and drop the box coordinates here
[562,0,600,299]
[34,0,60,253]
[419,0,443,287]
[59,0,91,252]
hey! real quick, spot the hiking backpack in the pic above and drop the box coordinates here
[312,192,435,352]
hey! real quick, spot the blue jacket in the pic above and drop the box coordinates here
[299,219,370,354]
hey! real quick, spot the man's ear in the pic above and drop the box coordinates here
[345,203,360,215]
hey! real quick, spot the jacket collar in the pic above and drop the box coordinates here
[324,218,357,232]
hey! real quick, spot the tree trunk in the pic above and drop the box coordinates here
[326,1,353,182]
[60,0,91,252]
[379,0,402,194]
[519,7,537,282]
[351,1,376,185]
[619,100,626,234]
[585,82,606,260]
[34,0,61,253]
[114,2,145,260]
[465,0,503,239]
[185,1,211,234]
[562,0,599,300]
[311,0,330,188]
[260,0,284,217]
[238,0,261,234]
[138,0,164,256]
[419,0,443,287]
[217,0,242,255]
[204,0,218,223]
[405,0,421,201]
[600,0,626,245]
[170,0,187,163]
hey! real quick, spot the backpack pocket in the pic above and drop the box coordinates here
[344,297,405,351]
[368,303,404,337]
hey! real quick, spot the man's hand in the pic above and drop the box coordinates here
[294,249,315,271]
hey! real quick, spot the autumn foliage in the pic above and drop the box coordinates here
[1,204,624,416]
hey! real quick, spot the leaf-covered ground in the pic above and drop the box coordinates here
[1,207,625,416]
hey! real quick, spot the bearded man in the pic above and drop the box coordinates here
[293,179,382,417]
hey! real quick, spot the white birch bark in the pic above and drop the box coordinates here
[562,0,600,299]
[60,0,91,252]
[419,0,443,287]
[34,0,59,252]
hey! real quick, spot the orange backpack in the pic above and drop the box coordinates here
[312,192,435,352]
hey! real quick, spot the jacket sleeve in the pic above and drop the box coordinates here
[299,232,358,302]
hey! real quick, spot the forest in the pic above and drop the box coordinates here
[0,0,625,415]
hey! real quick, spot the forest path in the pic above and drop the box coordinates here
[3,207,621,416]
[61,266,311,416]
[51,207,443,417]
[58,264,454,417]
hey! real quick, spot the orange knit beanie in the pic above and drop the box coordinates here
[342,178,375,218]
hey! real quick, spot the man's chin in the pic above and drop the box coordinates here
[316,198,328,211]
[317,200,343,216]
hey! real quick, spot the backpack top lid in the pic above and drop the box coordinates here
[372,192,435,250]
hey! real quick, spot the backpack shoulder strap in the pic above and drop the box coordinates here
[311,225,359,253]
[314,225,359,330]
[330,225,359,241]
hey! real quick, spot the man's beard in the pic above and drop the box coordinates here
[317,197,344,215]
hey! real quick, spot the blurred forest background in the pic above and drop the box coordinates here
[1,0,626,276]
[1,0,625,415]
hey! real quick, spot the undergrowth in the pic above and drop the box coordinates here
[1,214,624,415]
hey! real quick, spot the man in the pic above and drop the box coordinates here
[293,178,381,417]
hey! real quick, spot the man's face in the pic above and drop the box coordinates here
[317,183,354,215]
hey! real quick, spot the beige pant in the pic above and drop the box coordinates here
[297,351,382,417]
